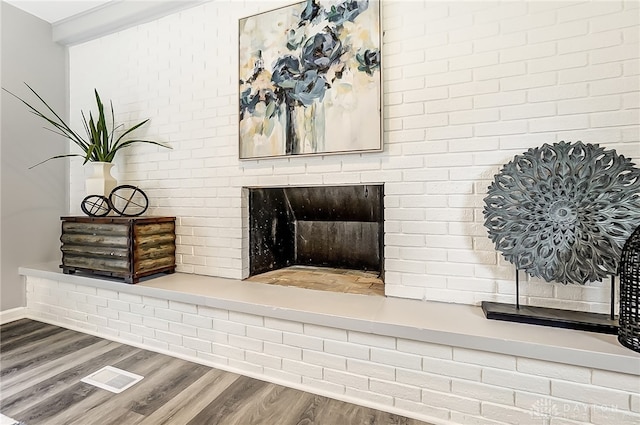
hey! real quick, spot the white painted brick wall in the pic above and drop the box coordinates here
[64,0,639,312]
[551,380,631,409]
[25,276,640,424]
[591,369,640,393]
[424,357,482,381]
[516,358,591,384]
[453,348,516,370]
[483,368,551,395]
[397,368,451,392]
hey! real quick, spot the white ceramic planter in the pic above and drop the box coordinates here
[85,162,117,197]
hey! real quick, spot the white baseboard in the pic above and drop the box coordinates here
[0,307,27,325]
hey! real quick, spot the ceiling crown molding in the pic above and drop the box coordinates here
[52,0,207,46]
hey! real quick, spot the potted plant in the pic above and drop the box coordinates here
[3,83,170,196]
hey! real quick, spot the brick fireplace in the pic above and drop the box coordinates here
[63,0,637,313]
[245,184,384,293]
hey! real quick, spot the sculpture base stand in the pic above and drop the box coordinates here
[481,301,619,335]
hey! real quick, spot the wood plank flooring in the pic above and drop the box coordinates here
[1,319,431,425]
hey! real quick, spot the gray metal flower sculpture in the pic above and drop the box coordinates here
[483,141,640,284]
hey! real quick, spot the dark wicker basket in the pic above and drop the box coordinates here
[618,225,640,352]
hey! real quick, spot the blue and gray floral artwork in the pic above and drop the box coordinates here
[239,0,381,158]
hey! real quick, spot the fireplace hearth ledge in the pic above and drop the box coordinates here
[19,262,639,376]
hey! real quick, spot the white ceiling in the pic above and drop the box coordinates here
[5,0,113,24]
[4,0,204,45]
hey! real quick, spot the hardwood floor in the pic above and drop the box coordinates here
[1,320,431,425]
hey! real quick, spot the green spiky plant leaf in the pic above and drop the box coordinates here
[2,83,170,168]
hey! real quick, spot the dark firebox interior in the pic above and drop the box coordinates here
[248,185,384,278]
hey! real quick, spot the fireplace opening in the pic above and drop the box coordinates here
[246,184,384,295]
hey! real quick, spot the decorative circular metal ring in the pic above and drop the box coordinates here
[81,195,111,217]
[109,185,149,217]
[483,141,640,284]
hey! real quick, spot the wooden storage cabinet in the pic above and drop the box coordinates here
[60,216,176,283]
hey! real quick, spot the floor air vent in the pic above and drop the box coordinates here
[0,413,24,425]
[81,366,143,393]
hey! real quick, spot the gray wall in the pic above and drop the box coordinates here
[1,3,67,311]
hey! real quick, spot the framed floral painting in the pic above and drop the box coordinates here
[239,0,381,159]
